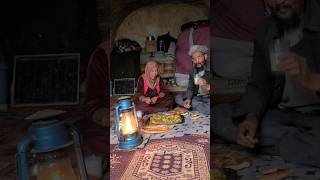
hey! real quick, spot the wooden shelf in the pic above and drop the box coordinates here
[161,74,174,78]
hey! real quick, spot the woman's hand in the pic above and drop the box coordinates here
[143,97,152,104]
[150,96,158,104]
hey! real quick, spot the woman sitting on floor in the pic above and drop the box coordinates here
[134,61,174,114]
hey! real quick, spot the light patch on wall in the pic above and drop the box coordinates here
[115,3,208,47]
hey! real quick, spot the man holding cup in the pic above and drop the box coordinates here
[213,0,320,167]
[175,45,210,114]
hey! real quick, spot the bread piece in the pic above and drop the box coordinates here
[191,114,201,120]
[213,150,251,170]
[181,112,189,116]
[260,168,278,175]
[141,125,174,133]
[260,169,294,180]
[167,107,189,115]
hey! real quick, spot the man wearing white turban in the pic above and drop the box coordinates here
[175,45,210,114]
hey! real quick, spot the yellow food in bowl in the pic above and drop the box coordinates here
[150,114,182,124]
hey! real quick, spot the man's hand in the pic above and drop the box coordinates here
[143,97,152,104]
[278,53,309,76]
[278,53,320,91]
[150,96,158,104]
[184,98,192,109]
[197,78,207,86]
[197,78,210,92]
[236,113,259,148]
[201,84,210,92]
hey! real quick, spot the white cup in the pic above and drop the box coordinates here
[194,76,199,85]
[136,111,143,119]
[269,39,290,73]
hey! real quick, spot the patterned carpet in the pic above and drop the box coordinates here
[110,135,210,180]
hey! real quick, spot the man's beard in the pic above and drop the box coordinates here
[194,63,205,72]
[272,4,303,31]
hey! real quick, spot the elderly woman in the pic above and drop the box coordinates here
[134,61,174,114]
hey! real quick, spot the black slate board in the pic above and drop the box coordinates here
[113,78,135,95]
[12,53,80,107]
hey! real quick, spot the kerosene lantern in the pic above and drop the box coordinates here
[17,120,87,180]
[115,96,142,149]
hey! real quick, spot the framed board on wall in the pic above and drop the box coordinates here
[11,53,80,107]
[113,78,136,96]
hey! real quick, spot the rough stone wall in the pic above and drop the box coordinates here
[116,3,208,47]
[108,0,209,42]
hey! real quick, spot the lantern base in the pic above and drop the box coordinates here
[119,135,143,149]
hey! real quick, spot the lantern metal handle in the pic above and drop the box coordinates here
[17,136,33,180]
[70,126,88,180]
[115,105,121,138]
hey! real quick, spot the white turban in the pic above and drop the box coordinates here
[188,45,208,56]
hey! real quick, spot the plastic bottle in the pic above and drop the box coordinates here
[159,40,165,52]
